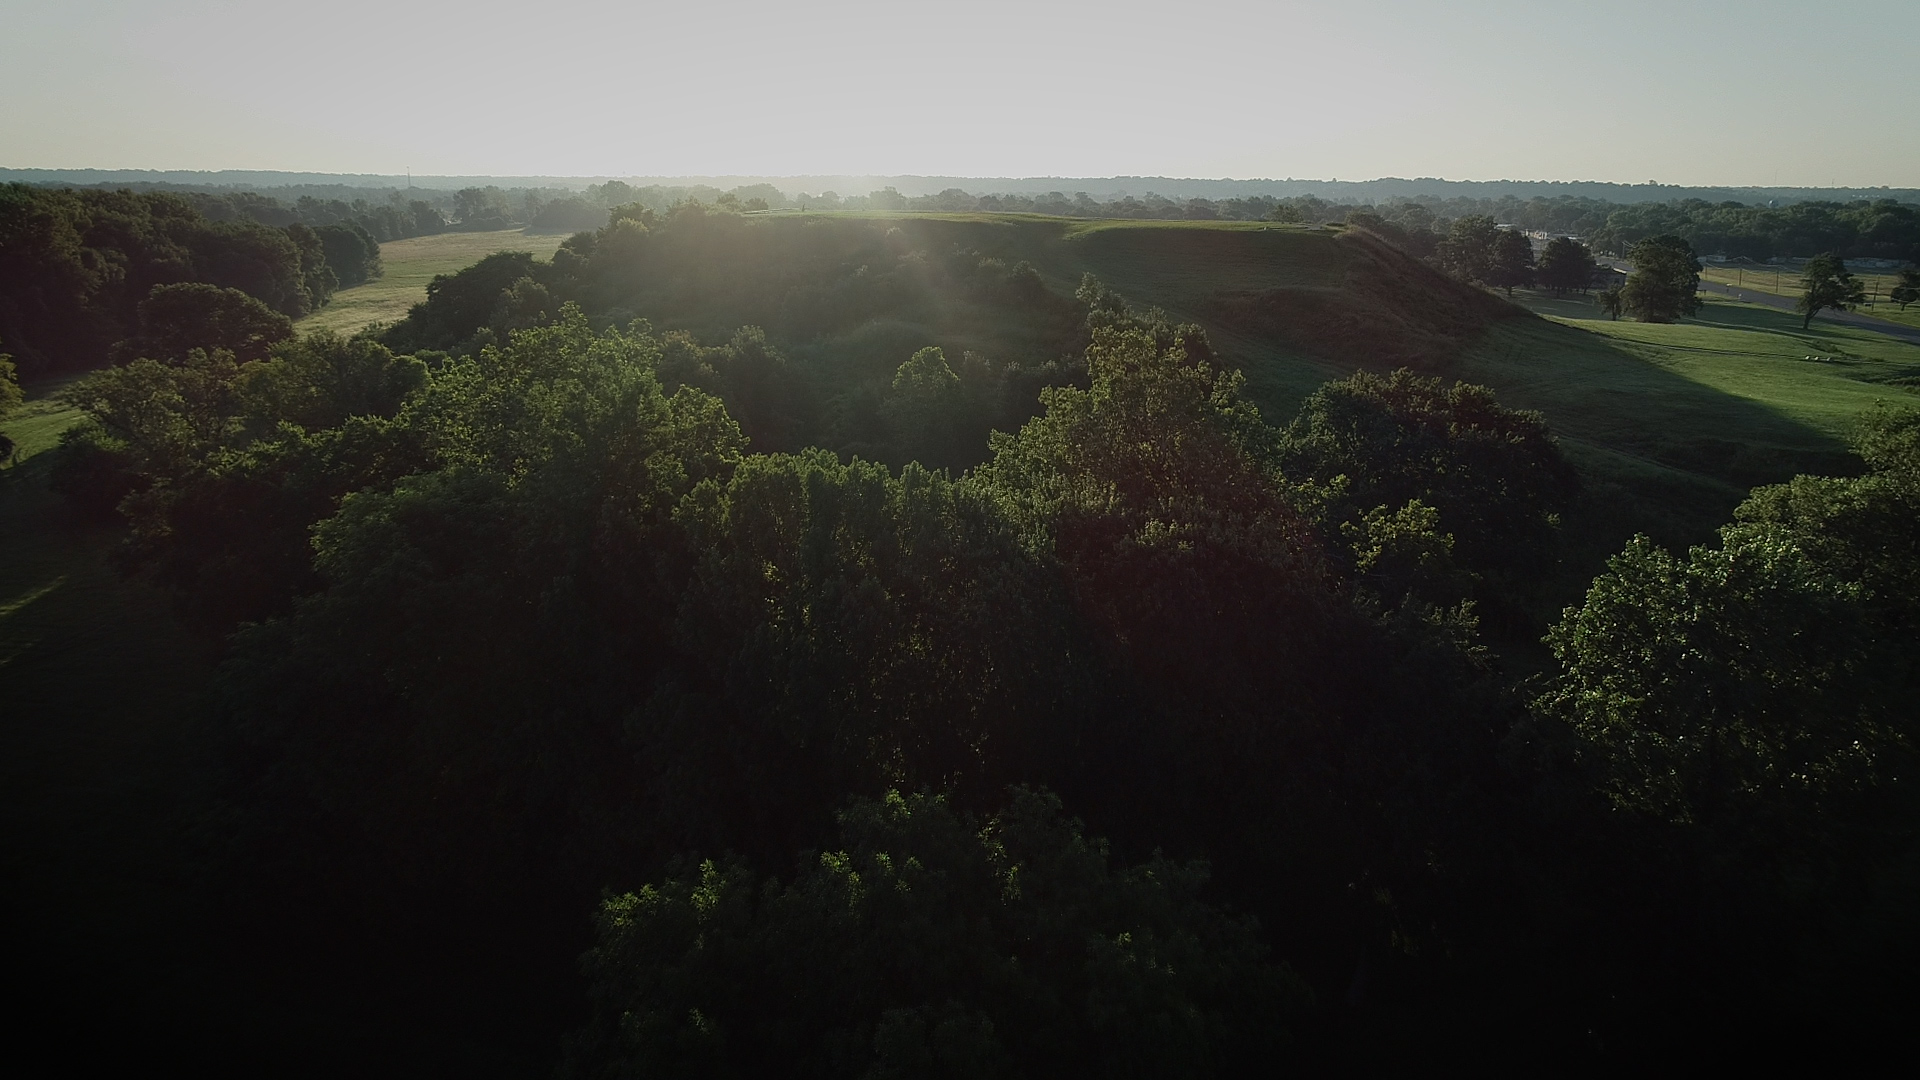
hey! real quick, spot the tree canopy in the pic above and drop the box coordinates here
[1621,235,1702,322]
[1536,236,1598,295]
[1795,253,1867,329]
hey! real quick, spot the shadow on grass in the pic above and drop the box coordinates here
[1507,291,1609,320]
[1458,315,1859,543]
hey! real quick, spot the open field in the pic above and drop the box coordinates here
[0,377,84,461]
[1480,291,1920,554]
[1699,264,1920,330]
[297,229,571,338]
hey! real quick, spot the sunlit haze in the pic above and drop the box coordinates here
[4,0,1917,186]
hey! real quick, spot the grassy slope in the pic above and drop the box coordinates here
[1455,291,1920,610]
[298,229,570,338]
[853,217,1920,591]
[851,217,1918,506]
[684,215,1425,416]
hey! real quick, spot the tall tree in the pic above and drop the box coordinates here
[0,352,19,464]
[1436,215,1500,283]
[1891,267,1920,311]
[1536,236,1598,295]
[1795,253,1867,329]
[1486,229,1537,296]
[1281,368,1577,578]
[314,223,383,288]
[0,352,20,415]
[1621,235,1702,322]
[565,788,1303,1079]
[1597,283,1625,320]
[117,282,293,365]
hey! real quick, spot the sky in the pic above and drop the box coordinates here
[3,0,1915,187]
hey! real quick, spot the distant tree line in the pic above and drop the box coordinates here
[38,175,1918,266]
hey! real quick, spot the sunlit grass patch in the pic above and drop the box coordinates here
[297,229,571,338]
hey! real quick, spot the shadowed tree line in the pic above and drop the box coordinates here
[0,185,380,375]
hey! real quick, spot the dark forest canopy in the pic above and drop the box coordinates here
[32,210,1920,1068]
[11,176,1920,1072]
[0,185,381,375]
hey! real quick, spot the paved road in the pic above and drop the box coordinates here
[1602,260,1920,346]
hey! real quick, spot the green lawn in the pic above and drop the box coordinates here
[1699,264,1920,330]
[0,376,84,461]
[298,229,571,338]
[1466,292,1920,560]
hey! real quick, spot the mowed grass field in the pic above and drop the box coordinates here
[297,229,571,338]
[1699,264,1920,330]
[1474,290,1920,558]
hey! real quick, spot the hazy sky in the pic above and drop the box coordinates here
[4,0,1915,185]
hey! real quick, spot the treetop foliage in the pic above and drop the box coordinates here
[1622,234,1703,322]
[567,788,1305,1079]
[0,184,387,374]
[1796,253,1868,329]
[24,194,1920,1069]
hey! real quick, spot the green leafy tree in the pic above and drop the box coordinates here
[1486,229,1536,295]
[285,222,338,309]
[653,326,813,454]
[881,345,977,469]
[1539,406,1920,826]
[0,352,19,464]
[117,282,293,365]
[565,789,1305,1079]
[1436,215,1500,283]
[452,186,514,229]
[1891,267,1920,311]
[976,324,1336,708]
[487,276,558,338]
[1597,283,1625,320]
[1282,369,1577,578]
[1536,236,1598,295]
[645,448,1070,854]
[383,250,544,352]
[1622,235,1702,322]
[1795,253,1867,329]
[0,185,314,373]
[314,222,383,288]
[62,349,242,478]
[531,197,607,232]
[1538,532,1888,824]
[0,352,21,415]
